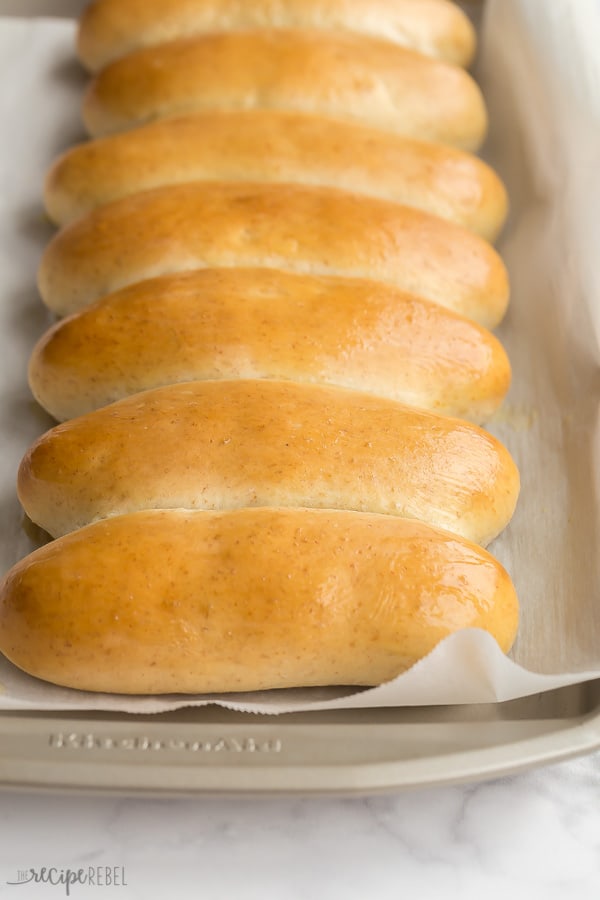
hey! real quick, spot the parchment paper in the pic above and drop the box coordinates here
[0,0,599,713]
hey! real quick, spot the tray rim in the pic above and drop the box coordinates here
[1,681,599,795]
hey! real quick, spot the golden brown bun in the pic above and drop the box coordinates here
[0,508,519,694]
[18,379,520,545]
[38,183,509,328]
[29,269,511,424]
[77,0,477,72]
[45,110,507,239]
[82,30,487,149]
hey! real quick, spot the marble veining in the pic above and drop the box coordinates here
[0,752,598,899]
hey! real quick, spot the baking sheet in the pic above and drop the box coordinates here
[0,1,599,714]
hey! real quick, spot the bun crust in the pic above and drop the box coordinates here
[82,30,487,149]
[18,379,520,545]
[0,508,519,694]
[77,0,476,71]
[45,110,507,238]
[38,182,509,327]
[29,268,511,423]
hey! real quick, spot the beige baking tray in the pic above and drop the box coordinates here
[0,683,598,795]
[1,0,599,796]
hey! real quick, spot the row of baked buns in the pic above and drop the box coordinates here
[0,0,520,696]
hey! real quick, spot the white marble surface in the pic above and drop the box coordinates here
[0,752,599,899]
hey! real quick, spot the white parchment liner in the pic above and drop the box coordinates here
[0,1,599,713]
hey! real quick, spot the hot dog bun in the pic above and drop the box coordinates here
[82,30,487,149]
[29,268,511,424]
[0,507,519,694]
[45,110,507,238]
[77,0,476,72]
[38,182,509,327]
[17,379,519,545]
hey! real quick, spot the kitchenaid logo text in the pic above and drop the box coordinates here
[6,867,127,895]
[49,732,282,754]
